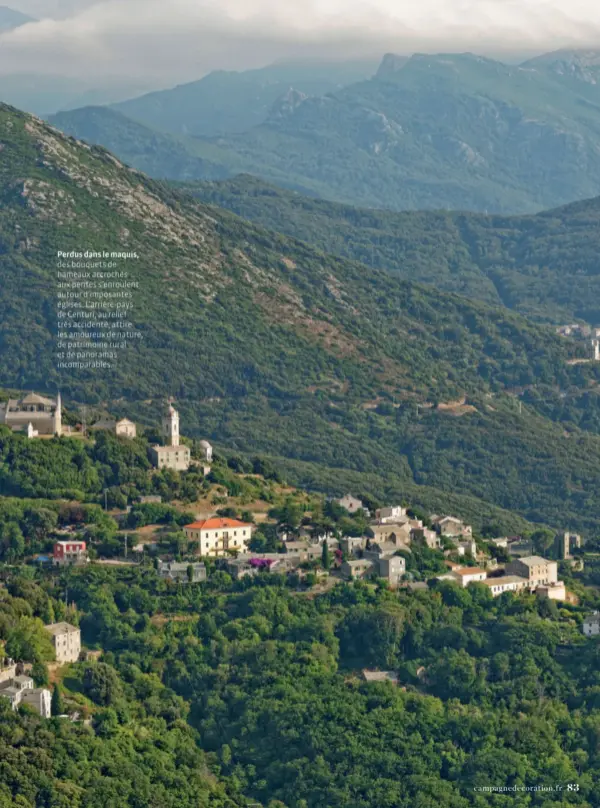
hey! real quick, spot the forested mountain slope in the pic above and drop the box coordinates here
[3,103,600,531]
[186,174,600,323]
[47,106,230,182]
[51,49,600,214]
[112,58,381,137]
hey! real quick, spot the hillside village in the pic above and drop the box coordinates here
[0,389,592,595]
[3,387,600,724]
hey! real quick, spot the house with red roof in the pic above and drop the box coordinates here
[184,517,253,557]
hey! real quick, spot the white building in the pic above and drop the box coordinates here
[537,582,567,601]
[583,612,600,637]
[21,687,52,718]
[44,622,81,663]
[91,417,137,438]
[483,575,528,597]
[184,517,253,557]
[199,440,213,462]
[0,675,51,717]
[375,506,407,523]
[0,392,62,436]
[451,567,487,587]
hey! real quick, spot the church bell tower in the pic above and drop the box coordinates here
[162,398,180,447]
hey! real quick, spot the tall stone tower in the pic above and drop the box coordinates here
[162,398,180,447]
[54,392,63,437]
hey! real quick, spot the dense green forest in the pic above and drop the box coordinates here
[4,562,600,807]
[3,103,600,533]
[186,175,600,324]
[50,50,600,214]
[0,574,250,808]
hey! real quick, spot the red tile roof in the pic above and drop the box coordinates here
[184,518,252,530]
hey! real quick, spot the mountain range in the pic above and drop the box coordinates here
[186,174,600,324]
[4,101,600,535]
[51,49,600,214]
[112,58,381,137]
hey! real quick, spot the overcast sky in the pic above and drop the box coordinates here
[2,0,600,84]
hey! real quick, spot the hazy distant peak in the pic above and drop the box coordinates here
[523,48,600,68]
[0,5,36,31]
[376,53,409,77]
[377,51,510,82]
[522,48,600,84]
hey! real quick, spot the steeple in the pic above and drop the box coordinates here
[162,397,180,447]
[54,392,62,437]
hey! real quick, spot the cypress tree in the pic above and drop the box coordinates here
[321,540,331,570]
[51,683,63,716]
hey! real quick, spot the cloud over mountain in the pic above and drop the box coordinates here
[3,0,600,82]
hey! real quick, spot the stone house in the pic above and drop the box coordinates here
[341,558,373,580]
[377,555,406,588]
[537,582,567,601]
[374,506,407,523]
[432,515,472,538]
[583,612,600,636]
[369,521,412,548]
[157,560,207,583]
[364,541,400,561]
[506,556,558,588]
[149,444,191,472]
[0,675,51,717]
[411,527,440,549]
[340,536,367,556]
[44,622,81,663]
[456,539,477,558]
[335,494,366,514]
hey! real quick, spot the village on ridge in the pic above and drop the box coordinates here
[0,388,598,715]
